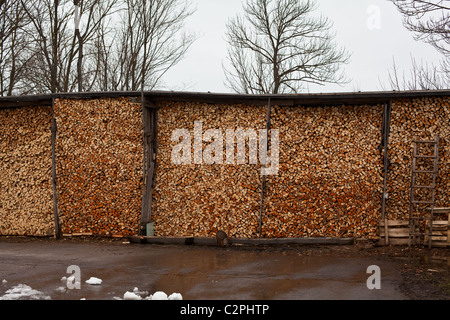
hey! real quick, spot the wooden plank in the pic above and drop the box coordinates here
[381,102,391,220]
[140,98,158,235]
[448,213,450,244]
[425,235,447,242]
[424,215,449,247]
[431,236,447,241]
[430,207,450,214]
[384,218,389,245]
[51,99,61,239]
[430,242,449,248]
[379,220,425,245]
[431,226,448,232]
[258,97,271,238]
[379,220,409,227]
[380,228,410,238]
[430,220,449,226]
[430,230,448,236]
[232,237,355,246]
[128,236,355,246]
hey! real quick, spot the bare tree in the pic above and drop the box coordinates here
[1,0,194,94]
[223,0,350,94]
[385,0,450,90]
[72,0,118,92]
[381,55,450,90]
[19,0,118,93]
[392,0,449,55]
[0,0,31,96]
[111,0,196,91]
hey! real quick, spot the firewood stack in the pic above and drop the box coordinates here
[153,102,384,239]
[54,98,143,237]
[263,104,384,238]
[153,101,266,237]
[0,106,54,236]
[386,97,450,222]
[1,95,448,240]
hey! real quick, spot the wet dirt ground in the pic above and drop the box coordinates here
[0,236,449,300]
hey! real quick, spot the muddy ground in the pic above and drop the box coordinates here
[0,236,449,300]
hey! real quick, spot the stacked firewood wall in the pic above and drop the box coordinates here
[153,101,266,237]
[0,106,54,236]
[54,97,143,236]
[153,101,384,238]
[264,104,384,238]
[386,97,450,221]
[1,95,448,239]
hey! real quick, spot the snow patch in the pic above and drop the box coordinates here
[123,291,142,300]
[120,288,182,300]
[0,284,51,300]
[85,277,102,285]
[168,292,183,300]
[151,291,168,300]
[133,287,148,296]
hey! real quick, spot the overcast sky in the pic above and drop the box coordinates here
[160,0,444,94]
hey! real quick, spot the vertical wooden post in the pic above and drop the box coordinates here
[381,101,392,220]
[140,96,158,235]
[51,98,61,239]
[384,218,389,245]
[259,97,271,238]
[447,213,450,245]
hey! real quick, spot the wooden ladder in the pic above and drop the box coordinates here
[409,136,439,248]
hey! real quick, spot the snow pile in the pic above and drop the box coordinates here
[123,291,142,300]
[0,284,51,300]
[151,291,168,300]
[121,288,182,300]
[85,277,102,285]
[168,292,183,300]
[0,278,182,300]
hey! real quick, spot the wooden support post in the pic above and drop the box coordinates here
[259,98,271,238]
[140,96,158,235]
[381,101,391,220]
[384,218,389,245]
[51,99,60,239]
[447,213,450,245]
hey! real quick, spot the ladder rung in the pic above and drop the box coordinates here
[409,232,432,236]
[412,185,435,189]
[412,170,437,174]
[413,140,438,144]
[414,155,437,158]
[410,216,433,220]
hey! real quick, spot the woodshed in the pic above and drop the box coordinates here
[0,90,448,242]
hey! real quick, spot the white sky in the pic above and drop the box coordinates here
[160,0,444,94]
